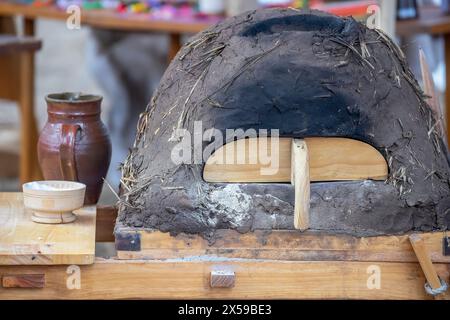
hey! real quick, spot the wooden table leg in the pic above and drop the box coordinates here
[0,16,19,101]
[23,17,35,37]
[0,16,16,34]
[445,33,450,143]
[19,51,36,183]
[18,17,42,183]
[168,32,181,63]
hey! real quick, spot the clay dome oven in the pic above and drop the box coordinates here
[118,9,450,240]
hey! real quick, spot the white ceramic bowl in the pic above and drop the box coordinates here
[23,181,86,224]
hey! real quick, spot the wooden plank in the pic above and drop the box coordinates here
[0,152,19,178]
[0,53,19,101]
[0,193,96,265]
[0,258,448,299]
[95,206,117,242]
[291,139,310,231]
[21,18,42,182]
[0,16,20,100]
[0,36,41,55]
[410,234,442,289]
[18,49,41,183]
[0,2,214,34]
[0,17,20,102]
[2,274,45,288]
[0,20,42,183]
[203,138,388,183]
[115,227,450,263]
[168,33,182,62]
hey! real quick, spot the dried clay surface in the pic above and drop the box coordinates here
[117,9,450,241]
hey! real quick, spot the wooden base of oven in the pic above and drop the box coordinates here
[0,203,449,300]
[0,258,449,300]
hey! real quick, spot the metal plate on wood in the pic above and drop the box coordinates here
[115,232,141,251]
[210,270,235,288]
[444,237,450,256]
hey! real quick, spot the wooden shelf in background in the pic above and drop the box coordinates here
[0,2,216,34]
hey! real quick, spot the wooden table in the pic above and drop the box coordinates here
[397,6,450,143]
[0,193,96,266]
[0,2,218,62]
[0,33,42,183]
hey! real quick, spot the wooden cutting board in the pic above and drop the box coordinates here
[0,193,96,265]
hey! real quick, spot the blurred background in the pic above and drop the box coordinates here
[0,0,446,204]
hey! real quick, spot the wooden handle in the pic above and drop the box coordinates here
[409,234,442,290]
[60,124,80,181]
[291,139,310,231]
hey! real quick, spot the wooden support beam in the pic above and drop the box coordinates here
[96,206,117,242]
[0,17,42,183]
[0,259,448,299]
[19,17,42,183]
[115,226,450,264]
[409,234,443,291]
[291,139,310,231]
[168,33,181,62]
[18,50,39,183]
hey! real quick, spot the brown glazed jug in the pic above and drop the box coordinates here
[38,93,112,205]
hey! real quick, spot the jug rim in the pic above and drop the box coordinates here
[46,92,102,104]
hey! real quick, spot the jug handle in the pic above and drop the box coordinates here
[60,124,81,181]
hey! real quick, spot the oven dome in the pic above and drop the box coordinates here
[118,9,450,240]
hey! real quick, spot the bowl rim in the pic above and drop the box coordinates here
[45,92,102,104]
[23,180,86,194]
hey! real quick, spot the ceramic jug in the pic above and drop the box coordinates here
[38,93,112,205]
